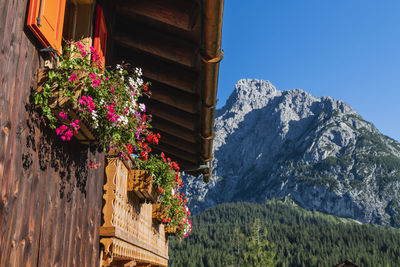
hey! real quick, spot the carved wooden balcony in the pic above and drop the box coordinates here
[100,157,168,267]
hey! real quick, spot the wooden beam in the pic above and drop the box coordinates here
[151,118,197,143]
[117,0,199,31]
[151,147,199,167]
[151,143,198,164]
[155,131,199,154]
[145,100,198,131]
[112,46,198,93]
[114,30,197,68]
[149,83,199,114]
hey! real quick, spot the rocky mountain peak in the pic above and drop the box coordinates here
[217,79,278,115]
[185,79,400,228]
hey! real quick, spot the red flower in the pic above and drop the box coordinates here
[139,151,148,161]
[158,187,164,194]
[126,144,133,154]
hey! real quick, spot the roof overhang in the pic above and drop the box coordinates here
[107,0,224,181]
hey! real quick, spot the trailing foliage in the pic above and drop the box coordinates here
[136,153,192,239]
[169,200,400,267]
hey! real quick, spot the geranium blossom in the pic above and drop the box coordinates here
[69,74,78,82]
[59,112,68,120]
[76,42,87,57]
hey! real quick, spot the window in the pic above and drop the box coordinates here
[26,0,106,62]
[26,0,67,54]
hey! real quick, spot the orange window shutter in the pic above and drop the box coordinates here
[94,6,107,67]
[26,0,66,54]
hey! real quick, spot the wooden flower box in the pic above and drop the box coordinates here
[128,170,158,203]
[152,204,166,223]
[36,68,97,144]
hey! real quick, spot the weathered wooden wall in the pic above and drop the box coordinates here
[0,0,104,266]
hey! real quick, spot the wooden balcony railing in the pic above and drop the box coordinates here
[100,157,168,267]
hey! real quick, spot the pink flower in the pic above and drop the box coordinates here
[88,72,101,88]
[78,96,96,113]
[92,79,101,88]
[89,72,96,81]
[69,74,78,82]
[56,125,68,135]
[59,112,68,120]
[64,129,73,141]
[76,42,87,57]
[71,120,80,133]
[90,46,101,64]
[90,46,96,54]
[77,42,85,50]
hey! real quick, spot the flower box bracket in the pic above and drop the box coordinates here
[128,170,158,203]
[165,226,177,237]
[152,204,166,224]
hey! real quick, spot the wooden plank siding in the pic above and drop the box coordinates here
[0,0,104,266]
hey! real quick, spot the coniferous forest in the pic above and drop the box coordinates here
[168,200,400,267]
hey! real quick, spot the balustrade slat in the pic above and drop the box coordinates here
[101,158,168,266]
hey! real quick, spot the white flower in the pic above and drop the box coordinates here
[129,77,135,88]
[139,103,146,112]
[116,64,123,74]
[117,115,128,125]
[135,67,143,76]
[91,110,98,121]
[137,78,143,86]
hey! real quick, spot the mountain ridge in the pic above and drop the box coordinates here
[184,79,400,227]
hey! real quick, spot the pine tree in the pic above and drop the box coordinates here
[244,219,276,267]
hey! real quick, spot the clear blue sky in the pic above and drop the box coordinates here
[217,0,400,142]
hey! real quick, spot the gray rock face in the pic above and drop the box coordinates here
[184,79,400,227]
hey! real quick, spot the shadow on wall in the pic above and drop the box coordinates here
[21,88,101,201]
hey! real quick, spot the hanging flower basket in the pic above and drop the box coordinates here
[128,170,157,203]
[152,204,166,223]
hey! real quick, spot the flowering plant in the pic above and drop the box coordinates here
[136,153,192,238]
[34,41,154,160]
[165,192,192,238]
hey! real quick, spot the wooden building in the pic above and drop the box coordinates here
[0,0,223,266]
